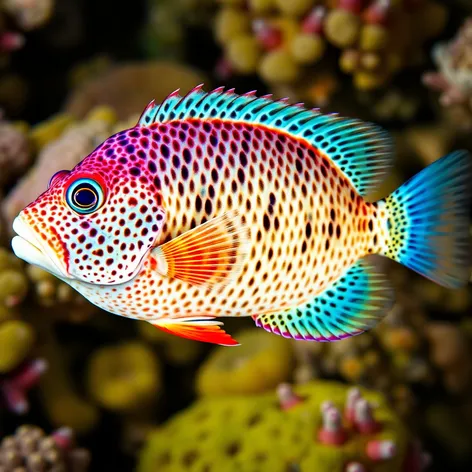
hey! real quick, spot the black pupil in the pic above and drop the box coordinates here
[74,185,97,207]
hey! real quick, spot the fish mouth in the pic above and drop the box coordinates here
[11,216,70,280]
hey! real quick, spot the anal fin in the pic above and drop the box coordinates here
[151,317,240,346]
[253,257,394,342]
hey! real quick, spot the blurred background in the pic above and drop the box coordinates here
[0,0,472,471]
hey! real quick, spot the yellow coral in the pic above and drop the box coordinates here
[29,113,75,151]
[290,33,325,64]
[227,35,261,73]
[259,50,301,83]
[87,342,161,412]
[324,9,361,48]
[0,320,34,373]
[0,269,29,307]
[196,329,294,396]
[354,70,386,90]
[214,8,250,45]
[360,24,389,51]
[274,0,314,16]
[137,381,409,472]
[85,105,118,126]
[248,0,275,14]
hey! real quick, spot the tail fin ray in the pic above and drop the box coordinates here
[382,150,472,289]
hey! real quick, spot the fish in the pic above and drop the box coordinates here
[11,85,472,346]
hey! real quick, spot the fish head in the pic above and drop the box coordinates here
[12,128,166,285]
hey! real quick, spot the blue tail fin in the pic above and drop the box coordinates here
[381,150,472,289]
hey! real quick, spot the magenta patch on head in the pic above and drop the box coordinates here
[21,126,167,285]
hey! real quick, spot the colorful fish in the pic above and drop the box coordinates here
[11,86,472,346]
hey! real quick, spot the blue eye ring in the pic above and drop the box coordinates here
[65,178,104,215]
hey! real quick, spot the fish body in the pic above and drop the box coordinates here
[11,86,472,345]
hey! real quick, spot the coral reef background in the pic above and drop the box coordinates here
[0,1,472,471]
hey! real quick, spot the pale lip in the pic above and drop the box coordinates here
[11,216,70,280]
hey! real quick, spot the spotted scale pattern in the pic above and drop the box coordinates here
[14,86,403,343]
[66,118,386,325]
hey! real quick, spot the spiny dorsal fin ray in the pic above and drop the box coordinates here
[137,85,394,197]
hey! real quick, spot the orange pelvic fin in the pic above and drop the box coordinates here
[150,211,249,288]
[151,317,240,346]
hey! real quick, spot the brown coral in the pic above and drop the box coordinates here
[64,61,208,120]
[3,0,55,31]
[0,120,31,187]
[0,425,90,472]
[2,109,115,231]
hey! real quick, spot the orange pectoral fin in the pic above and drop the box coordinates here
[150,211,249,288]
[151,317,240,346]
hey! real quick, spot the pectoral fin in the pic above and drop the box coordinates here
[150,211,249,288]
[151,317,239,346]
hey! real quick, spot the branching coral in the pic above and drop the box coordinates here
[214,0,447,101]
[1,358,47,414]
[137,381,428,472]
[0,424,90,472]
[423,16,472,130]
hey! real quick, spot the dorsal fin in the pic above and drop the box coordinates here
[137,85,394,197]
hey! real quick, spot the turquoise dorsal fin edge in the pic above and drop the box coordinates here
[137,85,394,197]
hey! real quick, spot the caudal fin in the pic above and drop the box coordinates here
[381,150,472,288]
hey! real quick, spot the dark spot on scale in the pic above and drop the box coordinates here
[305,222,312,238]
[195,195,202,212]
[336,225,341,238]
[263,214,270,231]
[148,161,157,173]
[161,144,170,158]
[183,148,191,164]
[130,167,140,176]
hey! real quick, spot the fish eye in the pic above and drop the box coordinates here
[48,170,70,189]
[65,178,105,215]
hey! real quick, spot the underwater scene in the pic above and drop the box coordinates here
[1,0,472,471]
